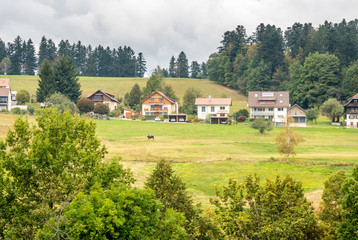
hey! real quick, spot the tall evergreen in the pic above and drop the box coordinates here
[176,51,189,78]
[53,56,81,102]
[38,36,48,66]
[24,39,36,75]
[0,38,6,61]
[84,45,97,76]
[136,52,146,77]
[127,83,141,109]
[73,41,87,75]
[169,56,176,77]
[47,38,57,61]
[8,36,24,75]
[201,62,208,78]
[58,39,72,57]
[190,61,201,78]
[37,59,55,102]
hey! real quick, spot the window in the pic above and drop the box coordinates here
[278,108,283,111]
[269,108,274,111]
[94,95,101,100]
[202,106,206,112]
[211,106,215,112]
[145,112,149,116]
[259,101,266,104]
[257,108,265,111]
[268,116,273,119]
[294,110,297,115]
[150,105,154,109]
[255,94,258,97]
[220,106,225,110]
[159,105,163,109]
[0,97,7,103]
[279,100,283,103]
[159,98,164,102]
[150,98,154,102]
[280,94,283,97]
[150,112,154,116]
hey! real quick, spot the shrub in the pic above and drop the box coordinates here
[16,90,30,104]
[192,116,200,123]
[0,109,9,113]
[11,107,21,115]
[27,106,35,115]
[234,109,249,119]
[237,116,246,122]
[46,93,78,114]
[76,98,94,113]
[94,103,110,115]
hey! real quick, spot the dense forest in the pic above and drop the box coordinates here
[0,36,147,77]
[207,19,358,108]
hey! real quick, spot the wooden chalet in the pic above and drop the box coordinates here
[141,91,178,116]
[88,89,119,112]
[344,93,358,128]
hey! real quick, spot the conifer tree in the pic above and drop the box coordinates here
[53,56,82,102]
[169,56,176,77]
[176,51,189,78]
[24,39,36,75]
[37,59,55,102]
[136,52,146,77]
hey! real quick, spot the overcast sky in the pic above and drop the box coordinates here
[1,0,357,75]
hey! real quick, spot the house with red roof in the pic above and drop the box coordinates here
[141,90,178,116]
[195,96,232,124]
[88,89,119,112]
[344,93,358,128]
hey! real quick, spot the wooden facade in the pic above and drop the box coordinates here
[88,89,119,112]
[141,91,178,116]
[344,93,358,128]
[288,104,307,127]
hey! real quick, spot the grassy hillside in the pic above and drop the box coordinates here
[1,75,247,112]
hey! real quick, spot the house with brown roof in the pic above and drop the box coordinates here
[195,96,232,123]
[247,91,290,126]
[141,90,178,116]
[344,93,358,128]
[88,89,119,112]
[0,79,11,88]
[288,104,307,127]
[0,88,12,110]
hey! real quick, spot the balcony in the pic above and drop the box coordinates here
[217,109,229,113]
[251,110,274,115]
[144,108,168,112]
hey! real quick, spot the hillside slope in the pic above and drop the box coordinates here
[3,75,247,112]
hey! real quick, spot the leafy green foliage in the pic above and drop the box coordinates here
[127,83,142,109]
[94,103,110,115]
[306,107,320,123]
[250,118,273,134]
[275,121,304,161]
[46,92,77,113]
[211,174,322,239]
[163,84,178,101]
[234,108,249,119]
[146,160,221,239]
[319,170,346,239]
[320,98,344,122]
[76,98,94,113]
[181,87,201,114]
[338,166,358,239]
[15,89,30,104]
[143,66,165,96]
[0,109,114,238]
[342,62,358,99]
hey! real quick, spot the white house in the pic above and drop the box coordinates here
[195,97,232,123]
[247,91,290,126]
[344,93,358,128]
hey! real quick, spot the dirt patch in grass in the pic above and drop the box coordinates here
[305,189,323,212]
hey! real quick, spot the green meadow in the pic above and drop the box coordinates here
[2,75,358,208]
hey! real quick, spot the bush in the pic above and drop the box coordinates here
[16,90,30,104]
[11,107,22,115]
[46,93,78,114]
[192,116,200,123]
[234,109,249,119]
[237,116,246,122]
[76,98,94,113]
[93,103,110,115]
[27,106,35,115]
[0,109,9,113]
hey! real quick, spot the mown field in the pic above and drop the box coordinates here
[1,75,247,112]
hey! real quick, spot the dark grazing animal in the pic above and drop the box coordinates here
[147,135,154,140]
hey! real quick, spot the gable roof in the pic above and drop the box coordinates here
[0,79,10,87]
[248,91,290,107]
[344,93,358,106]
[290,104,306,112]
[0,88,10,97]
[195,98,232,106]
[88,89,119,103]
[141,90,177,104]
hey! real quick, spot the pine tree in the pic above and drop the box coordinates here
[8,36,24,75]
[38,36,48,66]
[0,38,6,62]
[53,56,82,102]
[37,60,55,102]
[84,45,97,76]
[136,52,146,77]
[176,51,189,78]
[190,61,201,78]
[24,39,37,75]
[169,56,176,77]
